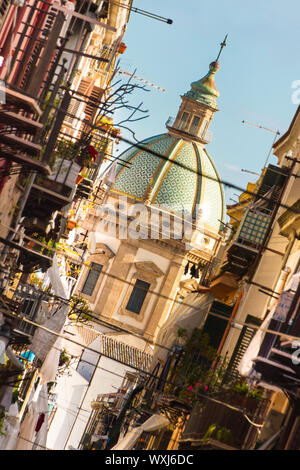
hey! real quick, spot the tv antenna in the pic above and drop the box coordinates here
[242,120,280,169]
[118,70,166,92]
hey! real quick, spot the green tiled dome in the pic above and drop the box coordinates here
[111,133,225,232]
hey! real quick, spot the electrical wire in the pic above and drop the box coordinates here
[110,135,300,215]
[4,298,300,382]
[30,80,300,216]
[1,220,299,349]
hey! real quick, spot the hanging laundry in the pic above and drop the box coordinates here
[184,262,190,275]
[190,264,197,278]
[35,413,45,433]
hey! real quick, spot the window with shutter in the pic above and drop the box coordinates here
[126,279,150,314]
[0,0,10,24]
[82,262,103,296]
[223,314,262,383]
[64,98,81,124]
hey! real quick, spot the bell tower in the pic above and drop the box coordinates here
[167,35,228,145]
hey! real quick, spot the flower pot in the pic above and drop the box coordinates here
[118,42,127,54]
[67,220,76,230]
[76,174,84,185]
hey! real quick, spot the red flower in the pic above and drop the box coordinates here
[88,145,98,161]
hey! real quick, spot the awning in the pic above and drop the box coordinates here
[111,414,170,450]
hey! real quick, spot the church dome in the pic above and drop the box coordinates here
[110,133,226,233]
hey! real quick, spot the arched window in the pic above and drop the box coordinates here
[189,115,201,134]
[179,112,190,130]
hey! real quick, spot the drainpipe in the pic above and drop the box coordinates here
[268,266,291,310]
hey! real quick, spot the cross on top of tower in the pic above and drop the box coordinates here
[215,34,228,62]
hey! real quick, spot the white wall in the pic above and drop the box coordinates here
[46,369,88,450]
[64,337,136,450]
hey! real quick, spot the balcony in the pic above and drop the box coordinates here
[220,209,272,278]
[179,390,270,450]
[0,85,51,177]
[277,198,300,238]
[75,177,94,200]
[1,282,49,337]
[235,209,271,251]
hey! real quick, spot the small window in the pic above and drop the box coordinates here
[179,112,190,130]
[126,279,150,314]
[82,262,103,296]
[189,115,200,134]
[201,119,209,136]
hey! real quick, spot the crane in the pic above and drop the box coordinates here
[242,120,280,169]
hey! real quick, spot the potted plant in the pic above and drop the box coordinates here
[59,349,71,367]
[202,423,234,446]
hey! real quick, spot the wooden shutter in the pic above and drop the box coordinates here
[126,279,150,314]
[202,300,233,350]
[223,314,262,383]
[0,0,10,26]
[82,262,103,296]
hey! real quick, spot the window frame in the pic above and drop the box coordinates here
[125,278,151,314]
[81,262,103,296]
[179,111,190,131]
[189,114,201,134]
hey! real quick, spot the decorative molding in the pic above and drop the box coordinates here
[93,242,115,259]
[134,261,164,279]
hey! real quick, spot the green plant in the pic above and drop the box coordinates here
[202,423,217,441]
[12,388,19,404]
[59,348,70,366]
[0,413,6,436]
[202,423,233,445]
[68,295,93,323]
[233,381,249,396]
[232,381,264,401]
[172,329,219,388]
[247,388,264,400]
[177,327,188,339]
[47,381,56,394]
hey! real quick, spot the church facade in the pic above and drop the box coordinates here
[75,51,227,343]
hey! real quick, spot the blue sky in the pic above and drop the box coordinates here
[113,0,300,204]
